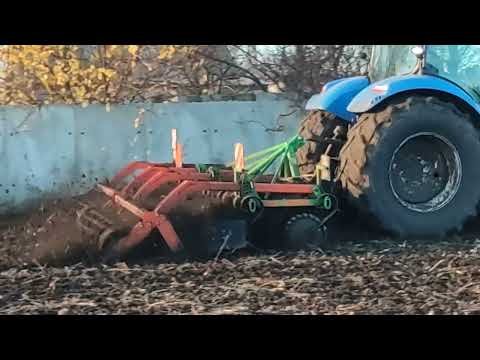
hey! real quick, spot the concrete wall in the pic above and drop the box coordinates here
[0,95,304,214]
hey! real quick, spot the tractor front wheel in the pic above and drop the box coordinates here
[338,96,480,238]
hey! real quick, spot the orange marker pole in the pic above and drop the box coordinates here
[175,143,183,168]
[171,128,177,164]
[234,143,244,183]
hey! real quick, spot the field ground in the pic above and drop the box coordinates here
[2,194,480,315]
[2,236,480,314]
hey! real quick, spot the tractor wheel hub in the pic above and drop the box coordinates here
[389,132,462,213]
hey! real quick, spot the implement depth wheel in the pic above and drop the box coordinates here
[282,210,328,251]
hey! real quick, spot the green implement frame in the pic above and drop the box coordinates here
[226,135,305,182]
[194,134,337,213]
[225,135,336,212]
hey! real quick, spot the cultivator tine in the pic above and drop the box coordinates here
[154,215,182,251]
[109,222,155,258]
[98,184,144,217]
[132,168,208,201]
[132,171,171,201]
[106,215,182,260]
[110,161,155,187]
[107,128,185,206]
[103,167,168,210]
[117,166,158,196]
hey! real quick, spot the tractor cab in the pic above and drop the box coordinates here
[367,45,419,82]
[367,45,480,101]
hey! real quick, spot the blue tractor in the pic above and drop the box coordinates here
[297,45,480,238]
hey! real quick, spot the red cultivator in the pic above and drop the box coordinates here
[76,129,339,262]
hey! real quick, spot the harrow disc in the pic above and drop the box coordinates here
[74,196,141,261]
[76,205,124,252]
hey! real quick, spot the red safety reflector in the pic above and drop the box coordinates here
[372,85,388,93]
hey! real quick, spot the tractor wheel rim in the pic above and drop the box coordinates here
[389,132,462,213]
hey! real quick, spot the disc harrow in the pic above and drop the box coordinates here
[76,129,339,262]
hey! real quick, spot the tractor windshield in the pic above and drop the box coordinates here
[426,45,480,101]
[369,45,418,82]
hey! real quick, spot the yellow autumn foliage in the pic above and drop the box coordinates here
[0,45,192,106]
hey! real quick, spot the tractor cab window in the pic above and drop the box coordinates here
[426,45,480,101]
[369,45,418,82]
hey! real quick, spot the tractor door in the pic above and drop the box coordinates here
[426,45,480,101]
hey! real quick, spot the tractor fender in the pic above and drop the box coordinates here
[347,74,480,116]
[305,76,369,122]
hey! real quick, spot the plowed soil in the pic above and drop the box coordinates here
[2,193,480,315]
[0,190,136,268]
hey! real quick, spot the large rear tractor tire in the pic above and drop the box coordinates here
[337,96,480,238]
[297,110,347,175]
